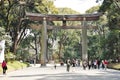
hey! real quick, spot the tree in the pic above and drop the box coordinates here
[98,0,120,59]
[86,5,109,59]
[85,0,120,60]
[99,0,120,29]
[0,0,30,54]
[0,0,57,55]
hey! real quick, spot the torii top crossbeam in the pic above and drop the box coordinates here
[26,12,103,21]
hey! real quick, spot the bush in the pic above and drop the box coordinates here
[5,52,16,61]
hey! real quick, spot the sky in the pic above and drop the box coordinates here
[54,0,103,13]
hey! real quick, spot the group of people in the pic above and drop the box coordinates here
[66,58,81,72]
[83,59,108,70]
[65,58,108,72]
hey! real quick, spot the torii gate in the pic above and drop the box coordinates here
[26,12,102,66]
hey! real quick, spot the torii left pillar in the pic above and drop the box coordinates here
[40,17,47,66]
[82,17,88,61]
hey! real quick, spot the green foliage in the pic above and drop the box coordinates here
[35,0,58,14]
[107,5,120,29]
[58,8,80,14]
[86,6,100,13]
[0,0,58,55]
[0,27,6,40]
[5,51,16,61]
[99,0,113,12]
[56,8,80,26]
[103,30,120,59]
[99,0,120,29]
[16,49,30,61]
[96,0,120,60]
[62,30,81,59]
[85,2,120,60]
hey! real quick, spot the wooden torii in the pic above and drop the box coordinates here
[26,12,102,66]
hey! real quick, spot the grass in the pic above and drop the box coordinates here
[108,63,120,70]
[0,60,29,73]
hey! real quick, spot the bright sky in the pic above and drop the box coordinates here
[54,0,103,13]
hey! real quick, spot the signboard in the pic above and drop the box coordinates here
[0,40,5,63]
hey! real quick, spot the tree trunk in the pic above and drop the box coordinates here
[58,41,62,62]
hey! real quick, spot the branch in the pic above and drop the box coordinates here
[114,0,120,11]
[30,44,36,50]
[6,0,14,31]
[17,21,27,45]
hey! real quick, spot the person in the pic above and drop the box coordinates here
[91,60,94,69]
[82,60,87,70]
[54,64,56,69]
[78,59,80,67]
[66,59,71,72]
[97,60,101,69]
[72,59,76,67]
[1,60,7,74]
[88,60,92,70]
[101,60,105,69]
[104,60,108,70]
[60,60,64,66]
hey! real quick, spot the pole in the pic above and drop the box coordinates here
[41,17,47,66]
[82,17,88,61]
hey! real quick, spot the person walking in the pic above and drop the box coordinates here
[1,60,7,75]
[88,60,92,70]
[104,60,108,70]
[66,59,71,72]
[101,60,105,69]
[93,60,97,69]
[97,60,101,69]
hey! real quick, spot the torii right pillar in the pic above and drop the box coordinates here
[82,17,88,61]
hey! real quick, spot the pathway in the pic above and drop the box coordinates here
[0,64,120,80]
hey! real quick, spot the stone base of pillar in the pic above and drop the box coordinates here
[41,64,46,67]
[40,60,46,67]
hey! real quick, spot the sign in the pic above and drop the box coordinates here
[0,40,5,63]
